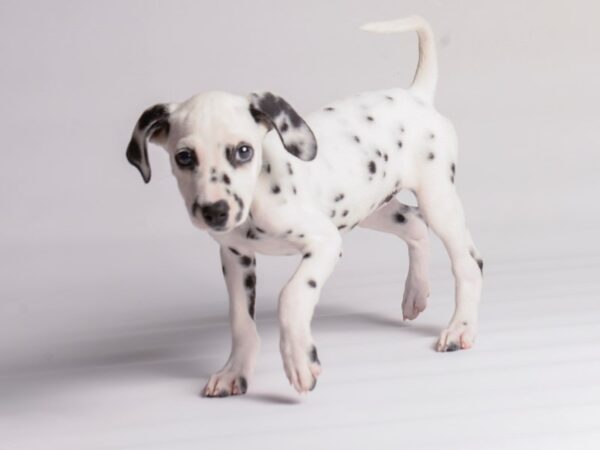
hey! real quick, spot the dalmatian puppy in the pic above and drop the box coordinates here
[126,16,483,396]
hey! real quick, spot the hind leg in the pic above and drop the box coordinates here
[415,176,483,352]
[360,198,430,320]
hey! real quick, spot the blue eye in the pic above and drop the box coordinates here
[235,144,254,163]
[175,149,195,167]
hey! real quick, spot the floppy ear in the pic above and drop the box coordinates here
[248,92,317,161]
[126,103,176,183]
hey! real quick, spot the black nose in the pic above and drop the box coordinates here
[199,200,229,229]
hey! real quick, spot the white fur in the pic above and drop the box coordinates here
[129,16,483,396]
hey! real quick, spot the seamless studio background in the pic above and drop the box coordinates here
[1,1,599,449]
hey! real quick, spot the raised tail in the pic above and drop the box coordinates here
[361,16,438,104]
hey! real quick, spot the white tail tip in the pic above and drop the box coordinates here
[360,15,428,34]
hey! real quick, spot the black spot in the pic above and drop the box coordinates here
[240,256,252,267]
[429,132,435,139]
[366,115,374,122]
[271,185,281,194]
[383,153,388,162]
[446,343,460,352]
[351,222,359,230]
[477,259,484,273]
[287,162,294,175]
[210,176,217,182]
[244,273,256,289]
[397,141,403,149]
[353,135,360,143]
[280,122,289,132]
[462,321,468,326]
[334,193,345,202]
[324,106,335,112]
[255,226,265,233]
[394,213,406,223]
[229,247,240,255]
[342,210,349,217]
[451,163,456,175]
[292,186,297,195]
[221,265,226,275]
[428,152,435,160]
[138,104,170,129]
[330,210,336,218]
[338,224,347,230]
[246,229,259,240]
[307,279,317,288]
[309,345,320,364]
[238,376,248,394]
[247,288,256,319]
[286,229,293,235]
[286,144,301,158]
[298,234,305,238]
[375,149,382,157]
[385,95,394,101]
[222,174,231,185]
[368,161,377,174]
[265,164,271,173]
[303,252,311,259]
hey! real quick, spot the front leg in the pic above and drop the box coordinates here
[279,225,342,393]
[202,246,260,397]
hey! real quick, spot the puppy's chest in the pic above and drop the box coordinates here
[216,220,299,256]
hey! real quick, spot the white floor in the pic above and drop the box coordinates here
[2,227,600,450]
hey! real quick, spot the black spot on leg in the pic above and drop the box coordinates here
[427,152,435,160]
[247,288,256,319]
[324,106,335,112]
[307,279,317,288]
[271,185,281,194]
[462,321,468,326]
[292,186,297,195]
[309,345,320,364]
[353,135,360,143]
[244,273,256,290]
[342,210,349,217]
[330,210,336,218]
[238,376,248,394]
[255,226,265,233]
[265,164,271,173]
[375,149,382,158]
[397,140,403,149]
[334,193,345,202]
[303,252,311,259]
[385,95,394,102]
[383,153,388,162]
[240,256,252,267]
[366,115,374,122]
[394,212,406,223]
[337,224,347,230]
[229,247,240,255]
[221,265,226,276]
[368,161,377,174]
[477,259,484,273]
[286,162,294,175]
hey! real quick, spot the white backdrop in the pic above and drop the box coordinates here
[1,1,600,449]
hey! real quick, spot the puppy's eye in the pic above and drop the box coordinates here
[175,149,195,168]
[235,144,254,164]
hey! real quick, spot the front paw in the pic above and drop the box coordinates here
[436,320,476,352]
[202,369,249,398]
[280,332,322,393]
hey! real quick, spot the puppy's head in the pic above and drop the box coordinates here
[126,91,317,233]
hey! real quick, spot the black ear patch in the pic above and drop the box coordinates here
[249,92,317,161]
[126,103,173,183]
